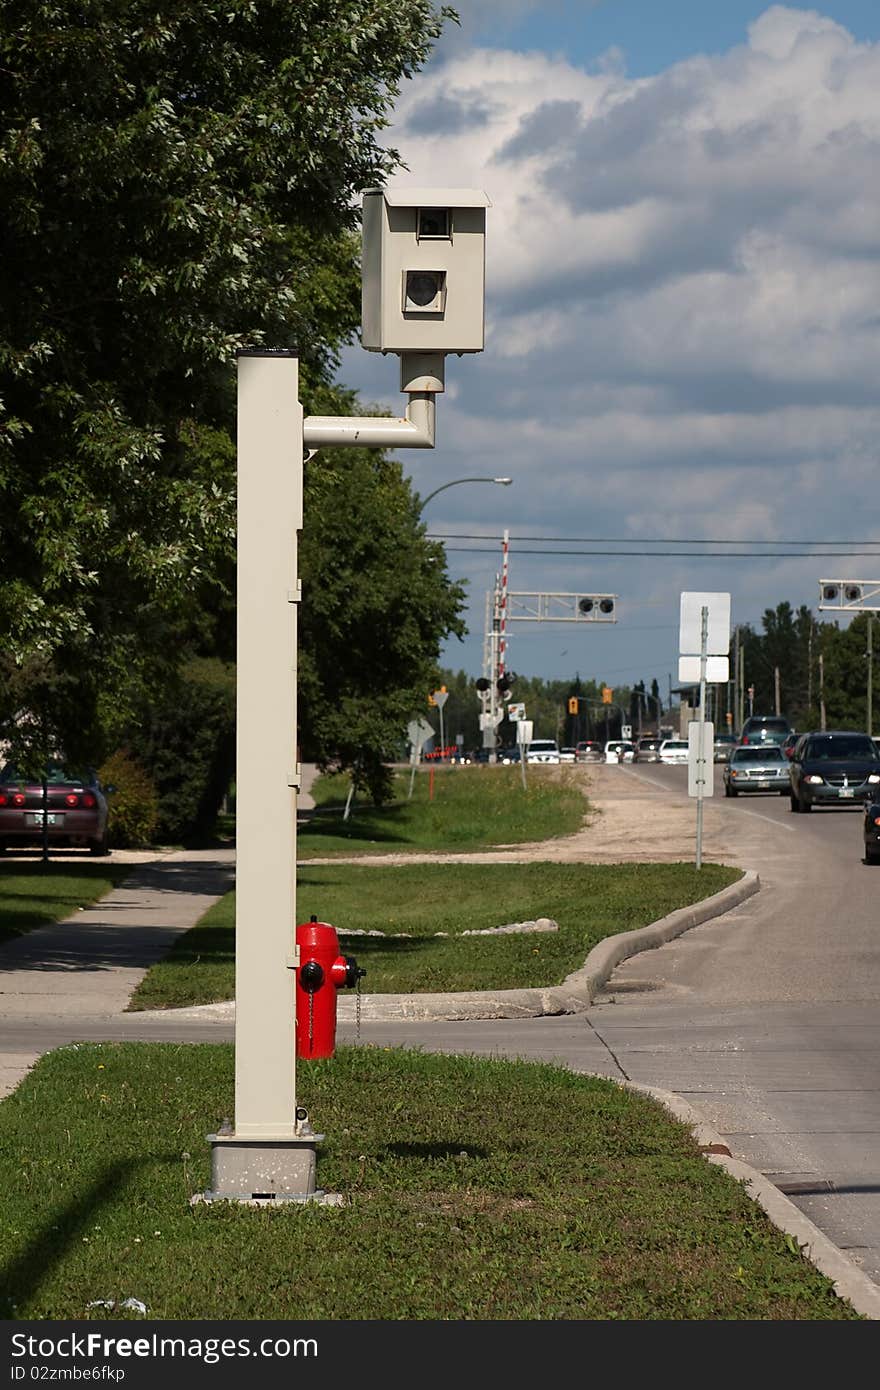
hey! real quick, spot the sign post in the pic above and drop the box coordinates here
[431,687,449,760]
[680,592,730,870]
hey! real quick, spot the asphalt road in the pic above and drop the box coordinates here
[335,761,880,1285]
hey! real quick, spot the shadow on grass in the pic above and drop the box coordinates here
[0,1155,174,1316]
[298,804,412,849]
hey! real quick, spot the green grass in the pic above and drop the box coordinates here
[0,1043,860,1320]
[127,862,740,1009]
[299,764,587,856]
[0,863,135,945]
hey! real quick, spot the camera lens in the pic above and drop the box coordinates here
[418,208,450,239]
[406,271,442,307]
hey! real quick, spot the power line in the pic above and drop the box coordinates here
[427,533,880,546]
[436,546,880,558]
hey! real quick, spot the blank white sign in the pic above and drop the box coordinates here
[679,592,731,655]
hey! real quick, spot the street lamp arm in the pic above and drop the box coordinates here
[419,476,513,511]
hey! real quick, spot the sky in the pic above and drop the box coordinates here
[336,2,880,702]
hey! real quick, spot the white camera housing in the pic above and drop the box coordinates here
[361,187,489,356]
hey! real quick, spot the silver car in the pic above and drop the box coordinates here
[723,745,790,796]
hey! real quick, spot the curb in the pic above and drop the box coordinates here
[628,1081,880,1320]
[334,868,760,1022]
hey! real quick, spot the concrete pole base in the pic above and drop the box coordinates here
[199,1132,336,1205]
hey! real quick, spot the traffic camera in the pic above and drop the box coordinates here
[361,188,489,368]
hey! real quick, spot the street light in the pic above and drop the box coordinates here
[419,476,513,511]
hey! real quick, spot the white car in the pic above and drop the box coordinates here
[658,738,689,765]
[604,740,636,763]
[526,739,561,764]
[559,747,577,763]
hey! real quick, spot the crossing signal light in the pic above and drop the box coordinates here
[845,585,862,602]
[599,599,614,614]
[497,672,514,701]
[822,585,839,601]
[602,686,613,704]
[568,697,578,715]
[475,677,490,693]
[578,598,594,614]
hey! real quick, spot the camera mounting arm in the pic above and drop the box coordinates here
[303,351,446,454]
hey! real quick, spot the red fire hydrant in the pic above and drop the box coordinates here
[295,916,366,1059]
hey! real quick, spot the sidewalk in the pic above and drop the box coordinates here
[0,846,234,1098]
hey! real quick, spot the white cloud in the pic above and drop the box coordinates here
[342,8,880,680]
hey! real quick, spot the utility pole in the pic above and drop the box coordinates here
[774,665,781,716]
[819,652,826,731]
[808,620,813,717]
[868,614,873,737]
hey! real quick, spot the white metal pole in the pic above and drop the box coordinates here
[696,605,708,871]
[206,351,320,1203]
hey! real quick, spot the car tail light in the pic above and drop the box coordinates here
[0,793,6,807]
[12,792,25,806]
[65,793,79,806]
[82,792,97,808]
[873,816,880,827]
[741,736,749,744]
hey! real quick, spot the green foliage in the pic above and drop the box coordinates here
[0,863,133,944]
[129,860,741,1009]
[0,0,458,744]
[96,749,160,849]
[299,440,466,800]
[738,603,875,731]
[121,658,235,844]
[0,1043,859,1319]
[302,764,586,855]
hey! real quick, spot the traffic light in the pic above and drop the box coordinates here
[602,686,613,705]
[568,697,578,715]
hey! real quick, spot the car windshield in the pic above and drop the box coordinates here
[732,747,785,764]
[804,735,877,760]
[0,764,92,785]
[663,742,687,750]
[529,741,557,751]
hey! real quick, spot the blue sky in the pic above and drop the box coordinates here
[468,0,879,75]
[337,3,880,704]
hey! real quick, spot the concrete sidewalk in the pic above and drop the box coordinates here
[0,847,234,1097]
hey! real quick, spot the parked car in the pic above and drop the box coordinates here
[575,740,603,763]
[634,737,662,763]
[526,739,561,765]
[657,739,689,765]
[864,800,880,864]
[739,714,793,747]
[723,745,790,796]
[559,746,577,764]
[789,731,880,812]
[713,733,737,763]
[604,740,636,763]
[499,746,521,764]
[0,763,110,854]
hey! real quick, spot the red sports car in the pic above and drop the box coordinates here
[0,764,110,855]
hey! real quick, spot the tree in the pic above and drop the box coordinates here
[0,0,457,742]
[299,437,466,802]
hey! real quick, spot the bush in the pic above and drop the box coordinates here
[97,750,160,848]
[125,658,235,844]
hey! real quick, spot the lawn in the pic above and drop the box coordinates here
[127,861,741,1010]
[0,862,136,945]
[0,1043,861,1320]
[298,763,587,856]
